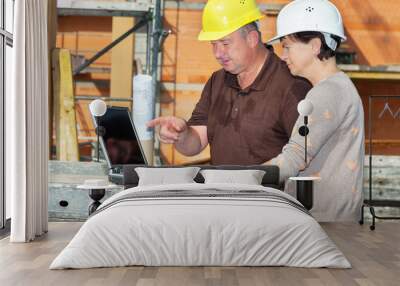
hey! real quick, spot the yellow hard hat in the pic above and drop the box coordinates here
[198,0,265,41]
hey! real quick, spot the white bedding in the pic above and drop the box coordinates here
[50,183,350,269]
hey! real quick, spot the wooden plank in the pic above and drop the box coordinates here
[57,0,152,17]
[57,15,112,33]
[52,48,80,161]
[346,71,400,80]
[75,101,95,140]
[366,139,400,144]
[164,1,284,14]
[110,12,135,109]
[48,0,58,158]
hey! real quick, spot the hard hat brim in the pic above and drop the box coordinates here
[198,13,265,41]
[267,30,347,46]
[198,27,240,41]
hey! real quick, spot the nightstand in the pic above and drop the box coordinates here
[289,177,321,210]
[77,179,119,215]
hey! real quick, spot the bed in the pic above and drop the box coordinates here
[50,165,350,269]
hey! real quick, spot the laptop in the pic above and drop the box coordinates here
[92,106,148,184]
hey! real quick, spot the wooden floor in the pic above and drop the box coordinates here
[0,222,399,286]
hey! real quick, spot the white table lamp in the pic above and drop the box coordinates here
[89,99,107,162]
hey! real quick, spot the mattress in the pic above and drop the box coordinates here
[50,183,350,269]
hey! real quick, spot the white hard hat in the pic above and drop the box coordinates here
[267,0,346,50]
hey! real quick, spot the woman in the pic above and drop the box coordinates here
[266,0,364,222]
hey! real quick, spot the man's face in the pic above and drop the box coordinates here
[211,30,252,75]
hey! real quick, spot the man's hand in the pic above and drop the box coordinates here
[147,116,188,144]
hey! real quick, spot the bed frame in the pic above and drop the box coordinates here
[120,165,281,190]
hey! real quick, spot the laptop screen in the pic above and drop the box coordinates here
[94,106,147,166]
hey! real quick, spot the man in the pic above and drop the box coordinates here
[148,0,311,165]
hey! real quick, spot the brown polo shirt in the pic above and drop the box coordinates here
[187,51,311,165]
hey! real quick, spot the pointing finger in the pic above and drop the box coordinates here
[146,117,164,128]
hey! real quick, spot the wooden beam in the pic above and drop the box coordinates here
[346,71,400,81]
[109,4,156,163]
[366,139,400,145]
[110,15,135,108]
[164,1,284,14]
[52,49,80,161]
[57,0,152,17]
[48,0,58,158]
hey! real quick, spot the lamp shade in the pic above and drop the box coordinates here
[297,99,314,116]
[89,99,107,117]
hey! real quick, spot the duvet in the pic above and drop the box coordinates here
[50,183,350,269]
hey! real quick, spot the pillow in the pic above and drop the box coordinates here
[135,167,201,186]
[200,169,266,185]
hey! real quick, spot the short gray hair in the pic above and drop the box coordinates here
[239,21,262,44]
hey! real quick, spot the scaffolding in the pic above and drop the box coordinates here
[56,0,167,163]
[57,0,164,97]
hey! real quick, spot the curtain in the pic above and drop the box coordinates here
[7,0,49,242]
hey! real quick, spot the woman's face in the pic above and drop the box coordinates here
[281,36,315,77]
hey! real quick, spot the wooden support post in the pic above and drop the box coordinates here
[48,0,58,158]
[110,12,155,164]
[52,49,80,161]
[110,15,135,108]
